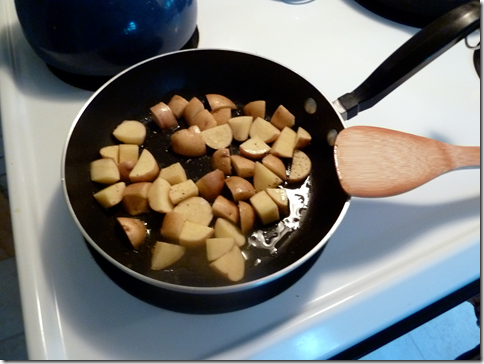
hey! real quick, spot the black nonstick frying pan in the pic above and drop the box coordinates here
[62,2,480,309]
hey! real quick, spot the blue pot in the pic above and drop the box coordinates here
[15,0,197,77]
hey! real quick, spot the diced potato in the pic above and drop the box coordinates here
[211,108,232,125]
[238,201,255,235]
[230,155,255,178]
[209,245,245,282]
[159,162,187,185]
[211,148,232,175]
[225,176,256,201]
[214,218,246,247]
[147,177,174,213]
[129,149,160,183]
[239,137,271,159]
[266,188,289,215]
[151,241,186,270]
[228,116,253,142]
[118,144,139,165]
[249,117,280,144]
[270,126,297,158]
[206,237,235,261]
[169,179,199,205]
[112,120,146,145]
[117,217,146,250]
[243,100,266,119]
[168,94,189,119]
[195,169,225,202]
[173,196,213,226]
[90,158,120,184]
[261,154,287,181]
[171,125,207,157]
[253,162,283,192]
[93,182,126,209]
[183,97,205,125]
[201,124,233,149]
[270,105,295,130]
[150,101,178,130]
[212,195,239,224]
[160,211,185,242]
[99,145,119,163]
[189,109,217,131]
[206,94,236,112]
[294,126,312,149]
[288,149,312,183]
[250,190,280,225]
[121,182,152,216]
[179,221,215,248]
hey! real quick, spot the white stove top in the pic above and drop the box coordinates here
[0,0,480,360]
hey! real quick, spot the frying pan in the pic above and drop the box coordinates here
[62,2,480,303]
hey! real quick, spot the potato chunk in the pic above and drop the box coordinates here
[179,221,215,248]
[195,169,225,202]
[206,237,235,261]
[99,145,119,163]
[243,100,266,119]
[214,218,246,247]
[225,176,256,201]
[151,241,186,270]
[117,217,146,250]
[159,162,187,185]
[147,177,174,213]
[239,137,271,159]
[270,105,295,130]
[270,126,297,159]
[206,94,236,112]
[90,158,120,184]
[228,116,253,142]
[113,120,146,145]
[201,124,233,149]
[173,196,213,226]
[249,117,280,144]
[294,126,312,149]
[209,245,245,282]
[171,126,207,157]
[212,195,239,224]
[167,95,189,119]
[121,182,152,216]
[150,101,178,130]
[93,182,126,209]
[288,149,312,183]
[230,155,255,178]
[160,211,185,242]
[250,190,280,225]
[253,162,283,192]
[211,148,232,175]
[129,149,160,183]
[169,179,198,205]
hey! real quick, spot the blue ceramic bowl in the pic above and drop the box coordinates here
[15,0,197,77]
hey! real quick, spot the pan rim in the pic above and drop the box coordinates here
[60,48,352,294]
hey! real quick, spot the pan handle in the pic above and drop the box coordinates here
[334,1,480,121]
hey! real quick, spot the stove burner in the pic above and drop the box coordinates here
[354,0,473,28]
[47,27,200,91]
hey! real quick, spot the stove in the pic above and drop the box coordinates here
[0,0,480,360]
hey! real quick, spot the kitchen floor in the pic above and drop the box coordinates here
[0,124,480,360]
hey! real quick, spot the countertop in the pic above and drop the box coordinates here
[0,0,480,360]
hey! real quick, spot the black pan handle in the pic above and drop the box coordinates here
[334,1,480,120]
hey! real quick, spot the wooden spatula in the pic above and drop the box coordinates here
[334,126,480,198]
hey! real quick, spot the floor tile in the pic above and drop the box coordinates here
[0,257,25,342]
